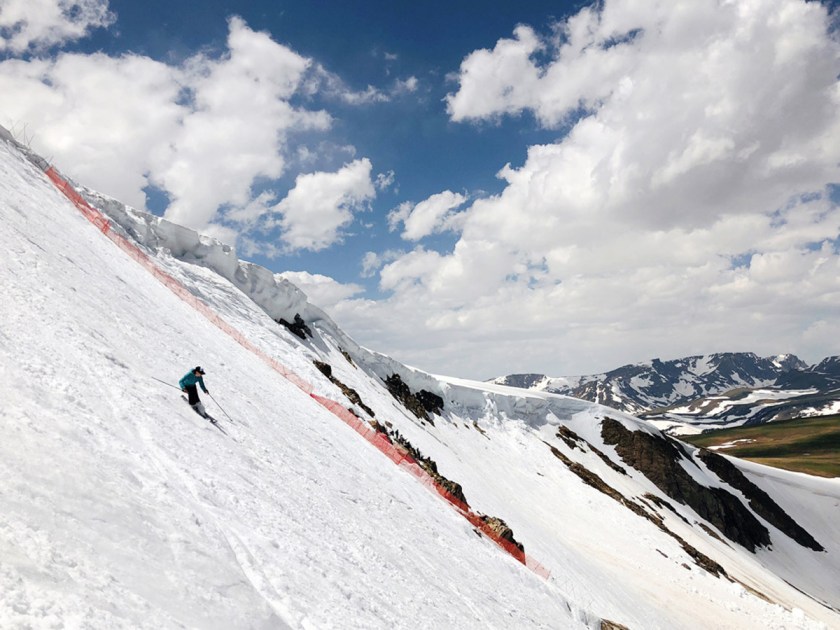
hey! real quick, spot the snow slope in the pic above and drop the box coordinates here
[0,138,583,628]
[1,132,839,629]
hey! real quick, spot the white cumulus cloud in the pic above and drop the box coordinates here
[333,0,840,378]
[157,16,331,229]
[279,271,364,310]
[0,14,353,248]
[388,190,468,241]
[0,0,114,53]
[0,52,184,210]
[271,158,375,252]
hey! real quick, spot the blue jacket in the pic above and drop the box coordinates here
[179,371,208,393]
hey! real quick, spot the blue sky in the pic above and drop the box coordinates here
[2,0,840,379]
[75,0,576,291]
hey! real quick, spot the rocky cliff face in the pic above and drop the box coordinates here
[696,450,823,551]
[600,418,823,553]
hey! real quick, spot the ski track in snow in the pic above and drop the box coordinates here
[1,136,839,629]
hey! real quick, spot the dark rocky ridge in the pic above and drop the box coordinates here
[275,313,312,340]
[370,421,524,552]
[775,356,840,390]
[313,360,375,418]
[496,373,546,389]
[556,426,627,475]
[372,421,468,506]
[545,439,728,577]
[385,373,444,424]
[601,418,771,552]
[697,450,823,551]
[600,418,822,553]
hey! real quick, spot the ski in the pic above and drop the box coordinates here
[206,418,227,435]
[181,395,227,435]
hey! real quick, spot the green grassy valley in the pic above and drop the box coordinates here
[682,415,840,478]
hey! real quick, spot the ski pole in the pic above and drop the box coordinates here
[150,375,182,391]
[208,392,235,424]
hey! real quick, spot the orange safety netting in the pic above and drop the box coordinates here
[44,165,550,581]
[311,396,550,578]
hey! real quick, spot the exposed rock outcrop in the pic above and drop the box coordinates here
[340,348,355,366]
[545,441,728,578]
[313,360,375,417]
[697,450,823,551]
[556,426,583,451]
[601,418,771,552]
[476,515,523,552]
[385,373,444,424]
[373,423,467,505]
[369,423,525,552]
[555,427,627,475]
[276,313,312,339]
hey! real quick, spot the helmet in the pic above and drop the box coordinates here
[194,366,205,375]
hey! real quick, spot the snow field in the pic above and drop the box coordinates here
[0,139,587,628]
[2,135,838,629]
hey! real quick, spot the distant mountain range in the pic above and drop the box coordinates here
[493,353,840,433]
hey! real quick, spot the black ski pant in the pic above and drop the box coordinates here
[185,384,201,405]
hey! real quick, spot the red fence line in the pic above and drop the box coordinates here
[44,165,550,580]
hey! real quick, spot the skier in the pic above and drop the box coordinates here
[180,366,209,417]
